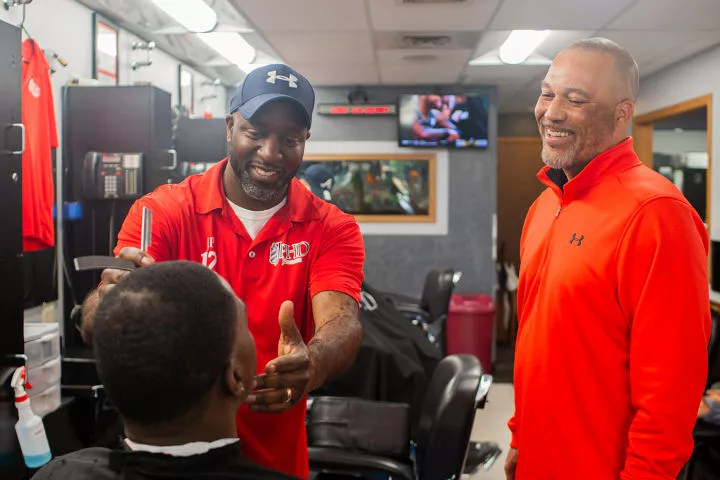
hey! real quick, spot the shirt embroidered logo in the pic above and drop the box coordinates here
[201,236,217,270]
[28,78,41,98]
[266,70,298,88]
[269,241,310,266]
[569,233,584,247]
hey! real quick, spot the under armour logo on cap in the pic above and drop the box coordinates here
[266,70,298,88]
[228,63,315,128]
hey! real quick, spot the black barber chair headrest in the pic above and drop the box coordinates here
[419,267,456,324]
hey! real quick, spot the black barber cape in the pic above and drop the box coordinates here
[317,282,442,433]
[32,442,299,480]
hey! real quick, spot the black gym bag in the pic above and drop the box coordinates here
[307,396,412,460]
[313,282,443,435]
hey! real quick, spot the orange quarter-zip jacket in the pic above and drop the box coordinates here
[509,138,710,479]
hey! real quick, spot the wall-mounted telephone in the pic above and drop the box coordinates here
[83,152,144,199]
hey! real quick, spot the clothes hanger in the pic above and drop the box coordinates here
[19,3,31,40]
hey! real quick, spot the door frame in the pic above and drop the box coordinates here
[633,94,712,223]
[633,94,713,288]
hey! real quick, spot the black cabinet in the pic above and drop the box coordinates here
[0,18,27,480]
[0,19,23,358]
[61,85,174,348]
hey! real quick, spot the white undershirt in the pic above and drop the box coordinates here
[226,197,287,240]
[124,438,239,457]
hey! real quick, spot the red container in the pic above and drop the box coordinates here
[446,294,495,374]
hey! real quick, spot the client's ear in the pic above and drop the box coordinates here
[224,360,248,401]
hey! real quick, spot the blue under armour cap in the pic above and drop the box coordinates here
[228,64,315,128]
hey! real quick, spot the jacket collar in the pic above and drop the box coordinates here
[538,137,642,199]
[193,158,322,222]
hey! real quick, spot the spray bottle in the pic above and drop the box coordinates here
[10,366,52,468]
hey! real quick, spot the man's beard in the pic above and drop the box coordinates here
[541,111,615,172]
[541,142,578,170]
[229,153,296,205]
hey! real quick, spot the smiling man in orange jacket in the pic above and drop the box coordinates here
[506,38,711,480]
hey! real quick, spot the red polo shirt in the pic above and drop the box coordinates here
[22,39,58,252]
[114,159,365,478]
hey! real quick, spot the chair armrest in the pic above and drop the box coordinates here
[309,447,414,480]
[384,292,421,306]
[394,303,432,323]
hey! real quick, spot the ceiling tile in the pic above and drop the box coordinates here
[230,0,369,32]
[471,31,514,58]
[378,48,474,64]
[367,0,502,32]
[596,30,720,63]
[373,31,481,50]
[534,31,597,59]
[640,39,720,77]
[378,63,466,85]
[464,65,549,85]
[289,63,379,85]
[488,0,636,30]
[265,32,375,63]
[605,0,720,31]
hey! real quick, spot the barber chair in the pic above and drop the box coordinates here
[682,313,720,480]
[309,354,490,480]
[385,267,460,353]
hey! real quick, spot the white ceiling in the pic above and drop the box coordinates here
[81,0,720,113]
[228,0,720,113]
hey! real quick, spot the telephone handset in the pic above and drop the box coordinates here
[83,152,144,199]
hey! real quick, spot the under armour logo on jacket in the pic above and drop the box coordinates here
[569,233,584,247]
[267,71,298,88]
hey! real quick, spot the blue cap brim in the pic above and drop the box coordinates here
[236,93,311,128]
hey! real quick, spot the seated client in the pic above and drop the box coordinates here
[34,261,297,480]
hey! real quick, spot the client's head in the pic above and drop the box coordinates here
[93,261,256,444]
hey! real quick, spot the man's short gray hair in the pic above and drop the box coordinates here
[566,37,640,101]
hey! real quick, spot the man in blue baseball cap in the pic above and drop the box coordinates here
[80,64,366,478]
[225,64,316,208]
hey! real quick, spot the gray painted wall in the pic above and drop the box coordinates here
[499,113,539,138]
[310,86,498,297]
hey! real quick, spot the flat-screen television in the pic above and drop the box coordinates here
[397,94,489,149]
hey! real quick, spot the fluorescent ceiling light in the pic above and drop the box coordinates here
[499,30,551,65]
[150,0,218,33]
[197,32,256,68]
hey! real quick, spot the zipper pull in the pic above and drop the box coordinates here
[556,205,562,217]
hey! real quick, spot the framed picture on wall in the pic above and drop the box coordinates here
[298,153,436,223]
[178,64,195,116]
[92,13,119,86]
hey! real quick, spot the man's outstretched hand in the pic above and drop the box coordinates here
[246,301,313,413]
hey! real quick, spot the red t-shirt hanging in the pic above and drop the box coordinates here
[21,39,58,252]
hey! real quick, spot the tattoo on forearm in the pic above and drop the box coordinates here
[308,292,362,390]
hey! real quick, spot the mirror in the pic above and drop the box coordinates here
[633,95,712,225]
[299,154,436,223]
[178,65,194,116]
[92,13,119,86]
[652,107,708,222]
[633,95,713,292]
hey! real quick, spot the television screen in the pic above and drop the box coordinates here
[397,94,489,149]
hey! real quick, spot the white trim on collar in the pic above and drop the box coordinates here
[124,438,239,457]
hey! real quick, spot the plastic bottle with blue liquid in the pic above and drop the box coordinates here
[10,366,52,468]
